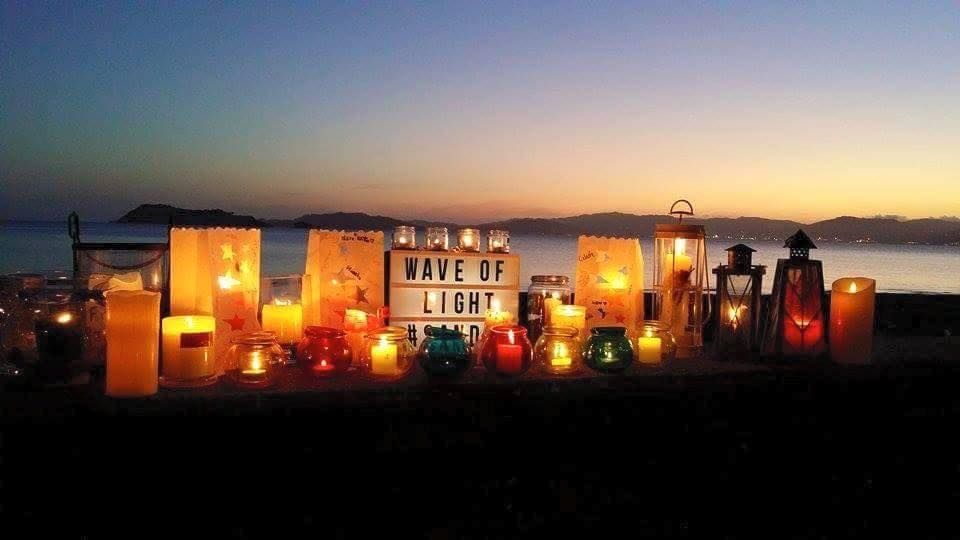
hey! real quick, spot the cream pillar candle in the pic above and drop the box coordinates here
[105,290,161,397]
[161,315,217,387]
[829,277,876,365]
[551,305,586,335]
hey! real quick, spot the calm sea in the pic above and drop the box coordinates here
[1,221,958,294]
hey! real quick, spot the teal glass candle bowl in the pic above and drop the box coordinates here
[583,327,634,373]
[418,326,472,378]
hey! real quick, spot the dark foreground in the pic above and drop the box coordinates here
[3,336,960,537]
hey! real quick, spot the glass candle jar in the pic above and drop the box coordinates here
[392,226,417,250]
[550,305,587,338]
[0,273,46,370]
[418,326,472,378]
[297,326,352,377]
[456,228,480,253]
[361,326,416,380]
[161,315,218,388]
[534,325,582,375]
[525,275,572,343]
[260,275,304,349]
[33,297,86,382]
[479,324,533,377]
[636,321,676,365]
[583,327,634,373]
[425,227,449,251]
[487,230,510,253]
[225,331,285,388]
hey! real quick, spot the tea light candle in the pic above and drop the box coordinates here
[161,315,217,387]
[551,305,586,334]
[261,299,303,344]
[370,336,399,376]
[637,326,662,365]
[830,277,876,364]
[105,290,161,398]
[550,341,572,367]
[241,350,267,376]
[457,228,480,252]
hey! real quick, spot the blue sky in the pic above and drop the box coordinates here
[2,1,958,222]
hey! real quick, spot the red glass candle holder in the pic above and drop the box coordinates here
[479,324,533,377]
[296,326,352,377]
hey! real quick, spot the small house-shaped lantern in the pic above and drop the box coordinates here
[762,230,826,358]
[653,200,710,358]
[712,244,765,356]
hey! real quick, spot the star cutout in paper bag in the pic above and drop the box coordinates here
[353,285,369,305]
[615,314,627,324]
[223,313,246,331]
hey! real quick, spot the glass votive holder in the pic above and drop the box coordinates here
[160,315,218,388]
[392,226,417,250]
[534,325,582,376]
[426,227,449,251]
[584,327,634,373]
[479,324,533,377]
[361,326,416,380]
[487,230,510,253]
[418,326,472,378]
[260,275,304,352]
[525,275,572,343]
[637,321,676,365]
[296,326,352,377]
[456,228,480,253]
[224,331,285,389]
[32,297,86,382]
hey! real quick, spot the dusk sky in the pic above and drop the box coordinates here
[2,1,958,223]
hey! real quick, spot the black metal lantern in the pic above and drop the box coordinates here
[712,244,765,357]
[762,230,827,359]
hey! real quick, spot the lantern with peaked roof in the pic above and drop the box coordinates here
[762,230,827,358]
[653,200,710,358]
[712,244,765,357]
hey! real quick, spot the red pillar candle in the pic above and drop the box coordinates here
[479,324,532,377]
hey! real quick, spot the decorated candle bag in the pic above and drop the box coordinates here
[304,230,384,328]
[574,236,644,332]
[170,227,261,364]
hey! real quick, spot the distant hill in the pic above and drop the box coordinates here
[115,205,960,245]
[115,204,266,227]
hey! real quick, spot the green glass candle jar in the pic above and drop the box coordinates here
[583,327,634,373]
[418,326,472,378]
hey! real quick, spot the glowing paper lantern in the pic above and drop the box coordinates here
[573,236,644,333]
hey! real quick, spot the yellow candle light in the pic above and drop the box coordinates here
[242,350,267,376]
[261,299,303,344]
[550,341,572,367]
[105,290,161,398]
[830,277,876,365]
[161,315,217,387]
[484,299,514,327]
[551,305,586,334]
[543,294,562,326]
[637,326,662,365]
[663,238,693,286]
[371,336,399,376]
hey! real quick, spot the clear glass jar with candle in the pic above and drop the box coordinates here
[224,331,285,388]
[392,226,417,250]
[361,326,416,380]
[456,228,480,253]
[636,321,676,365]
[30,293,87,383]
[534,325,582,376]
[479,324,533,377]
[525,275,572,344]
[418,326,472,378]
[426,227,449,251]
[583,327,634,373]
[260,275,304,356]
[487,230,510,253]
[296,326,352,377]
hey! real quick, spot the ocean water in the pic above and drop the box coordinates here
[1,221,958,294]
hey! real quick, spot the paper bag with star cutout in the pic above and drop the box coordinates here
[304,229,384,328]
[170,227,262,367]
[574,236,644,333]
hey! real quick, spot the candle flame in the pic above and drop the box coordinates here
[675,238,687,256]
[379,336,389,347]
[218,270,241,290]
[611,276,627,289]
[320,359,327,367]
[849,281,858,293]
[250,351,262,371]
[185,316,195,329]
[644,327,654,338]
[398,237,408,244]
[273,298,292,306]
[55,312,72,324]
[507,329,515,345]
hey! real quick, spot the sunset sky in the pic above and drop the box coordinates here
[2,1,958,223]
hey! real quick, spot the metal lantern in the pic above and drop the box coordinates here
[712,244,765,357]
[653,200,710,358]
[762,229,827,358]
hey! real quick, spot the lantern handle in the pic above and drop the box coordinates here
[669,199,695,223]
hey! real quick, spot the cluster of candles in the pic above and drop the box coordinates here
[391,226,510,253]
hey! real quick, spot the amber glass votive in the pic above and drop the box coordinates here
[479,324,533,377]
[534,325,582,375]
[456,228,480,253]
[296,326,352,377]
